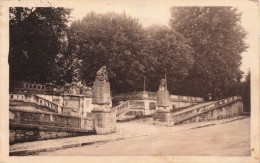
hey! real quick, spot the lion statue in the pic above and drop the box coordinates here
[159,79,167,91]
[96,66,109,81]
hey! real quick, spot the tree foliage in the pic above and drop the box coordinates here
[145,25,194,93]
[170,7,248,99]
[66,12,195,94]
[67,12,149,93]
[9,7,248,100]
[9,7,71,90]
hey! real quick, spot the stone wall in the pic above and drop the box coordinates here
[83,97,93,116]
[10,123,93,144]
[82,117,95,131]
[63,95,83,116]
[10,108,82,127]
[9,108,95,144]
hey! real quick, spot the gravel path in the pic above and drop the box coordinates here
[10,116,247,153]
[36,117,250,156]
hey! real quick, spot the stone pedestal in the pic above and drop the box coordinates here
[157,90,170,106]
[92,110,116,134]
[153,111,174,127]
[92,80,110,105]
[153,90,173,126]
[153,79,173,126]
[91,66,116,134]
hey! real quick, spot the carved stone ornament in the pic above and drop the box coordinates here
[95,66,109,81]
[92,66,111,105]
[159,79,167,91]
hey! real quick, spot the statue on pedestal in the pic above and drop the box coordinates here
[157,79,171,112]
[153,78,174,127]
[91,66,116,134]
[92,66,111,111]
[159,79,167,91]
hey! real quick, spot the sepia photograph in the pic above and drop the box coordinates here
[0,0,259,162]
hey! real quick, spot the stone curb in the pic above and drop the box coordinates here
[9,137,126,156]
[9,116,248,156]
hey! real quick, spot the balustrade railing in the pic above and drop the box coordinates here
[113,101,129,116]
[113,100,146,116]
[113,91,204,102]
[10,93,60,113]
[9,108,81,128]
[170,95,204,102]
[174,96,242,124]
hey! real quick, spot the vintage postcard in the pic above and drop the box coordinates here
[0,0,259,162]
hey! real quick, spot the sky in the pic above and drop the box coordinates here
[67,0,258,78]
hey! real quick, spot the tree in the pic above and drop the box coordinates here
[170,7,248,99]
[145,25,194,93]
[9,7,71,91]
[67,12,148,94]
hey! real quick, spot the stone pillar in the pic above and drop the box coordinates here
[91,66,116,134]
[58,95,63,114]
[153,79,174,126]
[143,100,150,116]
[79,96,85,128]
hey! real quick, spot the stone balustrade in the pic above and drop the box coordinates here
[9,108,95,144]
[113,101,130,116]
[153,95,242,127]
[113,100,146,117]
[113,91,204,102]
[113,91,146,100]
[13,81,93,96]
[128,100,145,109]
[173,96,242,125]
[10,108,81,128]
[170,95,204,102]
[10,93,61,113]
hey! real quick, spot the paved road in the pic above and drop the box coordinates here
[36,117,250,156]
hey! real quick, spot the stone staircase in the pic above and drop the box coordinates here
[112,100,145,120]
[173,96,243,125]
[9,93,94,144]
[9,93,62,113]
